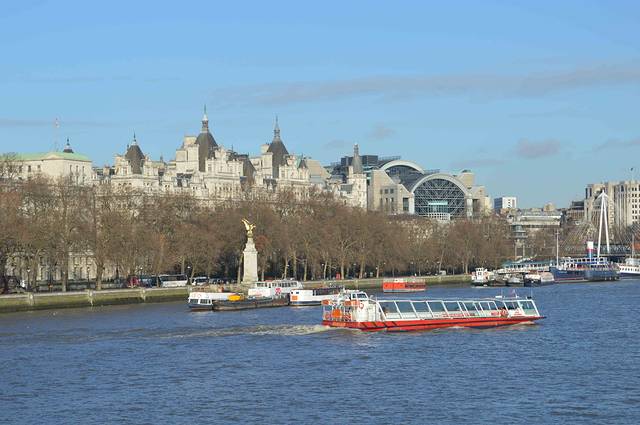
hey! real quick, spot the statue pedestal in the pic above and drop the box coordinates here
[241,236,259,292]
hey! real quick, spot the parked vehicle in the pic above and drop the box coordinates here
[158,274,189,288]
[191,276,209,286]
[139,275,160,287]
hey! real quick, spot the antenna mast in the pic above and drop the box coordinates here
[54,118,60,151]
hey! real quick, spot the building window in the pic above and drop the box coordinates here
[37,165,41,171]
[27,165,31,172]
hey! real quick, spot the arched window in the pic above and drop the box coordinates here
[413,178,467,218]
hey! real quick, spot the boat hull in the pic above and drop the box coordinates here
[212,296,289,311]
[523,280,554,287]
[322,316,545,332]
[382,288,426,293]
[290,300,322,306]
[188,304,213,311]
[550,268,618,282]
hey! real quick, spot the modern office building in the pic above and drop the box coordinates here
[329,153,492,220]
[494,196,517,213]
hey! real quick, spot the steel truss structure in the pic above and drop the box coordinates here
[413,177,466,218]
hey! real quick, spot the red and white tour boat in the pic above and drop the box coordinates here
[322,290,544,332]
[382,278,427,293]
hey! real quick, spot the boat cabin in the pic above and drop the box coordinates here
[377,298,539,320]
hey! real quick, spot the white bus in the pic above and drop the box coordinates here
[158,274,189,288]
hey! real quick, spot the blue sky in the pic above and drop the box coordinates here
[1,0,639,207]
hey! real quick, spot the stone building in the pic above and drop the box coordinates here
[9,140,93,185]
[584,181,632,228]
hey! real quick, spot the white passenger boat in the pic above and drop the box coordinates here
[524,271,554,286]
[322,290,544,332]
[471,268,497,285]
[247,279,303,298]
[618,257,640,278]
[188,291,238,311]
[506,274,524,286]
[290,287,343,306]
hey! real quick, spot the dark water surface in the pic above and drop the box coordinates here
[1,282,639,424]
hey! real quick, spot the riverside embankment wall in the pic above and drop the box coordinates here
[0,274,470,314]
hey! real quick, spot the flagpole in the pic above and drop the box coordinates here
[54,118,60,151]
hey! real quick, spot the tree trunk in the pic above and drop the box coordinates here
[303,260,308,281]
[61,253,69,292]
[340,261,345,280]
[236,255,243,284]
[0,255,7,294]
[96,261,104,291]
[292,252,297,280]
[283,257,289,279]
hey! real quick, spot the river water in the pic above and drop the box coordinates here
[1,281,639,424]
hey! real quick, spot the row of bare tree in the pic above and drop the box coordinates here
[1,176,516,291]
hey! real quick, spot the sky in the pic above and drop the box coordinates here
[1,0,639,207]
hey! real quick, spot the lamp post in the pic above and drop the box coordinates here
[187,266,192,284]
[26,268,30,292]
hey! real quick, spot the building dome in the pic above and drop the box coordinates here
[125,134,144,174]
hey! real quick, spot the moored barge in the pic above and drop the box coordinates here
[322,290,544,332]
[212,295,289,311]
[382,278,426,293]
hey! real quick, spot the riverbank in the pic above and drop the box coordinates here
[0,274,470,314]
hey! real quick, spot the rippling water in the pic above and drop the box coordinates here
[1,282,639,424]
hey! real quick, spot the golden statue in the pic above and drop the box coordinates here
[242,219,256,238]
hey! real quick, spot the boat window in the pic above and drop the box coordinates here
[463,302,478,312]
[427,301,445,312]
[519,301,536,314]
[412,302,428,313]
[379,301,398,314]
[505,301,518,310]
[444,302,461,312]
[396,302,415,314]
[357,293,368,299]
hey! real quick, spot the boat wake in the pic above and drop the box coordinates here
[161,324,331,339]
